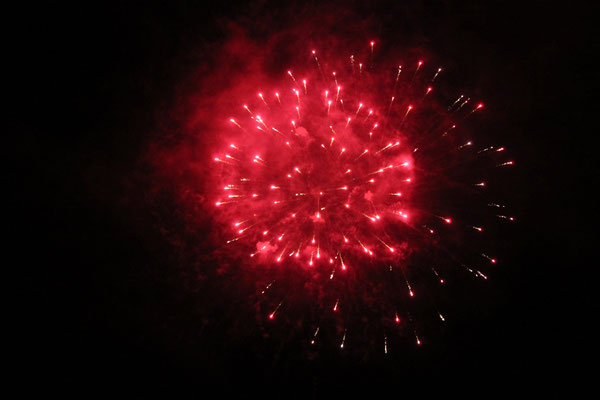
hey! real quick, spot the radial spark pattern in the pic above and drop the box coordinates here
[211,42,515,353]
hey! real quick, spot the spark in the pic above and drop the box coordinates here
[355,148,368,161]
[400,267,414,297]
[497,215,516,221]
[471,103,484,113]
[431,267,445,284]
[481,253,497,264]
[310,327,320,345]
[497,161,514,167]
[395,65,402,83]
[339,252,347,271]
[276,246,288,262]
[258,92,267,105]
[457,97,471,111]
[269,301,283,320]
[449,95,464,110]
[345,117,352,129]
[260,281,274,295]
[355,102,363,117]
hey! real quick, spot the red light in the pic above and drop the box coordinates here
[208,46,515,350]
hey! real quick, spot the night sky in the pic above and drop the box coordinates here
[12,0,595,396]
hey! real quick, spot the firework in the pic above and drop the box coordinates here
[211,42,515,354]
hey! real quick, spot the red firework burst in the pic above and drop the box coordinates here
[210,41,515,353]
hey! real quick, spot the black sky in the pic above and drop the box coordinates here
[11,0,596,396]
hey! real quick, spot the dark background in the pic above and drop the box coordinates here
[11,0,595,396]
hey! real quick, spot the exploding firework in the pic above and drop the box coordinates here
[210,41,515,354]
